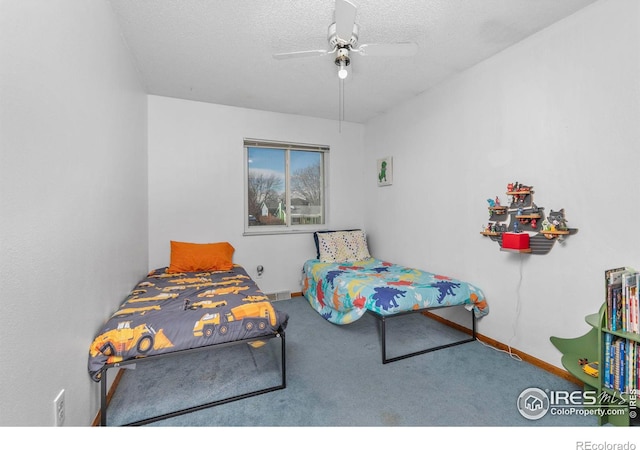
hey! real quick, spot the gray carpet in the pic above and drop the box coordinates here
[105,297,597,427]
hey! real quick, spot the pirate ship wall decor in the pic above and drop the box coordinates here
[481,181,578,255]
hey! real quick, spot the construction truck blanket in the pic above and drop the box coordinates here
[88,265,289,382]
[302,258,489,325]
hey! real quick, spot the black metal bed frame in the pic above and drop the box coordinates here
[368,304,476,364]
[98,327,286,426]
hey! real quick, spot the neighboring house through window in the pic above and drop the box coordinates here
[244,138,328,234]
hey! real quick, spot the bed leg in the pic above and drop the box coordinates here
[100,369,108,426]
[376,306,477,364]
[281,329,287,388]
[471,309,476,339]
[381,316,387,364]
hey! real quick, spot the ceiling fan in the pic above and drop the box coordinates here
[273,0,418,80]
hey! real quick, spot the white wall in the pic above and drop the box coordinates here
[363,0,640,369]
[148,96,365,294]
[2,0,635,429]
[0,1,147,426]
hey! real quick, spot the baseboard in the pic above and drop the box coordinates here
[422,310,583,387]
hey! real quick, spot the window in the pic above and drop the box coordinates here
[244,139,327,234]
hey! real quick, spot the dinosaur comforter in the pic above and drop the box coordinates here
[302,258,489,325]
[88,265,288,382]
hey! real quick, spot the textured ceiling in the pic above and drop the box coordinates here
[108,0,599,124]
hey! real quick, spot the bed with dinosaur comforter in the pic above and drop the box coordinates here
[302,230,488,363]
[88,241,288,425]
[302,258,489,325]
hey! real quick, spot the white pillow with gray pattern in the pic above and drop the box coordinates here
[317,230,370,263]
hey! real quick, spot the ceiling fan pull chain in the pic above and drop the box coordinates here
[340,78,343,122]
[338,78,342,132]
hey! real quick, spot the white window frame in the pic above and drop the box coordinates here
[243,138,329,236]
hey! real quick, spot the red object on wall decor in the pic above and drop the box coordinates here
[502,232,530,250]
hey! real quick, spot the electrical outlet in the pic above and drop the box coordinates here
[53,389,65,426]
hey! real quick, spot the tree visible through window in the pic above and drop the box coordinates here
[245,139,327,232]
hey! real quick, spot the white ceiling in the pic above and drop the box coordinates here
[108,0,600,124]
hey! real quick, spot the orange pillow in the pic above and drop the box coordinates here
[167,241,235,273]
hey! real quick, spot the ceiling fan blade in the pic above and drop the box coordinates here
[273,49,329,60]
[356,42,418,57]
[335,0,357,42]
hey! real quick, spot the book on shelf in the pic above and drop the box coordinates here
[620,339,626,394]
[629,341,640,393]
[607,283,613,329]
[629,340,637,393]
[604,332,612,389]
[623,291,628,332]
[637,342,640,391]
[613,338,620,392]
[608,337,633,394]
[630,272,640,333]
[605,267,636,332]
[610,336,617,390]
[621,271,638,333]
[605,267,629,329]
[606,267,630,286]
[612,337,617,390]
[613,286,623,331]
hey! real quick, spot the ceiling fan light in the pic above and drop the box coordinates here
[338,62,348,79]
